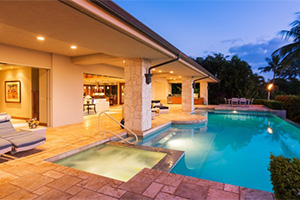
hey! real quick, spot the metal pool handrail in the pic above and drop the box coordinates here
[98,111,138,145]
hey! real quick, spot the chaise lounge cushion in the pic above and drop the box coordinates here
[1,131,45,148]
[0,138,11,149]
[151,100,169,114]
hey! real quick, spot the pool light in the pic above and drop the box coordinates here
[233,110,237,114]
[267,127,273,134]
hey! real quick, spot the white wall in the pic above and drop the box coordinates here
[51,54,84,127]
[151,76,170,104]
[83,64,124,78]
[0,43,51,69]
[0,67,32,118]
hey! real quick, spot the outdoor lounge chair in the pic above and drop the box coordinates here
[0,138,12,155]
[0,114,46,153]
[151,100,169,114]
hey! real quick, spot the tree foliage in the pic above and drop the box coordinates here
[273,12,300,78]
[195,54,266,104]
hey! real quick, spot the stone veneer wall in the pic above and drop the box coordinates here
[124,58,151,135]
[200,81,208,104]
[182,76,194,112]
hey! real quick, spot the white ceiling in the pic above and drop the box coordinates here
[0,1,209,78]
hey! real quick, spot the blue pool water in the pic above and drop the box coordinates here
[137,112,300,192]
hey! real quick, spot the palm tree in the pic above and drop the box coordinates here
[273,12,300,66]
[258,55,280,85]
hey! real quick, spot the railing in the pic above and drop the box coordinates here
[98,111,138,145]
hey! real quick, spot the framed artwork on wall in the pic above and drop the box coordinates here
[5,80,21,103]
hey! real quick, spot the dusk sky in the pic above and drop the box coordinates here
[114,0,300,80]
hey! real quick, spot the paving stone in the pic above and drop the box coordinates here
[29,162,57,174]
[78,175,112,191]
[183,176,224,190]
[119,172,157,194]
[98,185,126,198]
[149,169,162,177]
[0,171,18,182]
[2,189,37,200]
[120,192,152,200]
[33,186,52,195]
[0,183,21,198]
[143,182,164,198]
[224,184,239,193]
[240,187,274,200]
[155,192,188,200]
[141,168,151,174]
[66,185,84,195]
[35,189,72,200]
[62,167,91,179]
[207,188,239,200]
[109,179,123,188]
[69,189,117,200]
[161,185,177,194]
[155,171,184,187]
[43,170,65,179]
[175,182,209,200]
[47,174,82,191]
[9,172,54,192]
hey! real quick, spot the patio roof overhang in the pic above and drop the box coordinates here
[0,0,219,83]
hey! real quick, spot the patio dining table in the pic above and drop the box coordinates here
[227,98,250,106]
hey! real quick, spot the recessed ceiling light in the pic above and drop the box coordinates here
[179,76,182,78]
[123,60,126,63]
[158,70,162,73]
[0,68,2,70]
[71,45,77,49]
[170,77,173,79]
[152,69,156,71]
[37,36,45,41]
[170,71,174,74]
[10,67,13,69]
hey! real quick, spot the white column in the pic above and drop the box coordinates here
[182,76,194,112]
[200,81,208,104]
[124,58,151,135]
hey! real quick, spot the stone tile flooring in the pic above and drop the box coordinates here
[0,105,275,199]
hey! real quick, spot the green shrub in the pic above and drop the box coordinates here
[253,99,266,105]
[275,95,300,123]
[264,100,283,110]
[269,154,300,199]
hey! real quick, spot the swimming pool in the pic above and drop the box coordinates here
[137,111,300,192]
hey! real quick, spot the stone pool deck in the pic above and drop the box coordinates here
[0,105,275,199]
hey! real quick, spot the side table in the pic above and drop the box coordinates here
[20,127,47,137]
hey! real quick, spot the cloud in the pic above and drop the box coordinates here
[221,38,243,45]
[228,37,290,70]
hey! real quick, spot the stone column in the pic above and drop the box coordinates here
[200,81,208,104]
[124,58,151,135]
[182,76,194,112]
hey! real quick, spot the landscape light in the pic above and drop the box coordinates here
[267,83,274,100]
